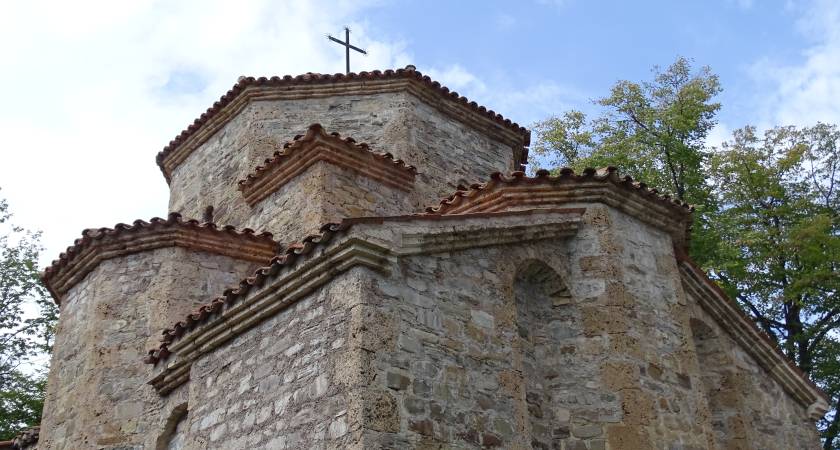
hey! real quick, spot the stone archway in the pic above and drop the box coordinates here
[513,259,572,449]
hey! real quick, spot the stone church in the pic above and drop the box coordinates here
[11,66,829,449]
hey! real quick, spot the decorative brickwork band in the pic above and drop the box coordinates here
[42,213,278,303]
[238,124,417,205]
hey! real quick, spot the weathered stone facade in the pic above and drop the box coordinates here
[31,67,827,449]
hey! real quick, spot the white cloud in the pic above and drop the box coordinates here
[495,13,517,30]
[707,123,734,149]
[0,0,409,266]
[747,0,840,126]
[728,0,754,10]
[425,64,581,126]
[425,64,488,94]
[0,1,581,268]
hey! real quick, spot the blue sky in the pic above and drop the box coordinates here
[0,0,838,264]
[357,0,833,128]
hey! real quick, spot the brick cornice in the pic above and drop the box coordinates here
[157,67,531,183]
[238,124,416,205]
[42,213,278,304]
[426,168,693,249]
[678,257,829,419]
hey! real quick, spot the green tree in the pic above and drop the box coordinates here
[0,190,57,439]
[532,56,722,264]
[709,125,840,449]
[534,57,840,447]
[0,372,47,440]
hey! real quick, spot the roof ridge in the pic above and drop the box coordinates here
[156,66,530,181]
[424,167,694,214]
[144,221,351,365]
[237,123,417,191]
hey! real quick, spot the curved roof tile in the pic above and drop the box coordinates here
[43,212,278,303]
[425,167,693,215]
[238,123,417,204]
[144,221,350,365]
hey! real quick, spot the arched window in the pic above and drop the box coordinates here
[513,259,572,449]
[690,318,748,448]
[156,403,188,450]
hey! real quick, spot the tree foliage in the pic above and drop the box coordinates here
[0,371,46,440]
[532,56,722,264]
[0,190,57,439]
[709,125,840,449]
[534,58,840,448]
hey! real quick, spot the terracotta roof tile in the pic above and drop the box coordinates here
[238,123,417,204]
[156,66,531,181]
[43,212,278,303]
[425,168,693,215]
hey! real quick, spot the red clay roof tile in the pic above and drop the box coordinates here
[144,221,350,365]
[238,123,417,204]
[43,212,278,303]
[425,167,693,215]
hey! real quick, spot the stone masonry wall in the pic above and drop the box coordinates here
[596,205,715,449]
[38,248,261,450]
[115,203,820,450]
[168,91,516,242]
[359,209,635,448]
[348,205,819,449]
[241,163,329,247]
[156,269,376,449]
[687,299,821,449]
[243,162,415,245]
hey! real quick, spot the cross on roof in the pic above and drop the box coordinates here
[328,27,367,75]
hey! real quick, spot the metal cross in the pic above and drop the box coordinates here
[328,27,367,74]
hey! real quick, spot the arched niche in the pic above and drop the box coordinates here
[512,259,572,449]
[690,318,749,448]
[156,403,189,450]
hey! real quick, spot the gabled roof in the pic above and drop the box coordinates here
[156,66,531,182]
[42,213,278,303]
[238,123,416,205]
[425,168,693,248]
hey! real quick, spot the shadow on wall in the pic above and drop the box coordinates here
[156,403,188,450]
[513,259,573,448]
